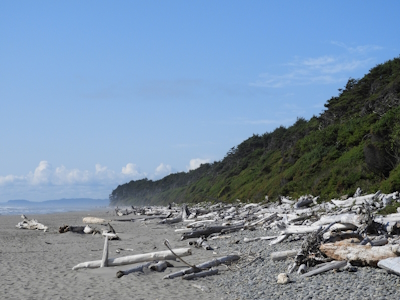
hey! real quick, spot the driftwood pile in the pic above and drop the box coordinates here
[70,187,400,285]
[152,188,400,278]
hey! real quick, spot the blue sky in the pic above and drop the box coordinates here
[1,1,399,201]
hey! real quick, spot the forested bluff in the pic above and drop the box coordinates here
[110,56,400,208]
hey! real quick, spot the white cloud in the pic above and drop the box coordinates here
[187,158,210,171]
[121,163,140,176]
[95,164,108,174]
[30,160,52,185]
[154,163,172,176]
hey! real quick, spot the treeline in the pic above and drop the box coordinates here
[110,56,400,206]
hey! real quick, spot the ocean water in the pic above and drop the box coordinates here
[0,204,108,216]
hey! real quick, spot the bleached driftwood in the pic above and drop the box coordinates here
[116,262,153,278]
[248,212,278,227]
[280,197,295,205]
[320,241,400,266]
[271,249,299,261]
[83,217,109,224]
[72,248,192,270]
[270,234,288,245]
[243,236,277,243]
[186,220,216,228]
[16,218,48,232]
[163,254,240,279]
[100,237,109,268]
[182,268,218,280]
[331,190,381,207]
[301,260,347,277]
[312,213,363,227]
[102,232,119,240]
[283,225,321,235]
[324,223,358,232]
[377,257,400,276]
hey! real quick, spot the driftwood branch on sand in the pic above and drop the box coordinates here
[116,262,154,278]
[182,268,218,280]
[301,260,347,277]
[72,248,192,270]
[163,255,240,279]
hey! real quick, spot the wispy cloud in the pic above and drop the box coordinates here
[250,42,381,88]
[331,41,383,54]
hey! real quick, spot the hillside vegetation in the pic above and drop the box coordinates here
[110,56,400,206]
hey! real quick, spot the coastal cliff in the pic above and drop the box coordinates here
[110,56,400,206]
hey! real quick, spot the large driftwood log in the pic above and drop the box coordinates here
[182,268,218,280]
[320,241,400,266]
[331,190,381,207]
[83,217,109,224]
[72,248,192,270]
[163,255,240,279]
[301,260,347,277]
[312,213,363,227]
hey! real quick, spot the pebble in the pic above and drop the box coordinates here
[205,228,400,299]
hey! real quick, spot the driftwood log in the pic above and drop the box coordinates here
[72,248,192,270]
[116,262,153,278]
[83,217,109,224]
[320,240,400,266]
[271,249,299,261]
[301,260,347,277]
[163,255,240,279]
[182,268,218,280]
[100,236,109,267]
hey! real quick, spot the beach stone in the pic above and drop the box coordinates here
[277,273,290,284]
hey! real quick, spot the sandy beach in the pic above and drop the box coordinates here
[0,210,221,300]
